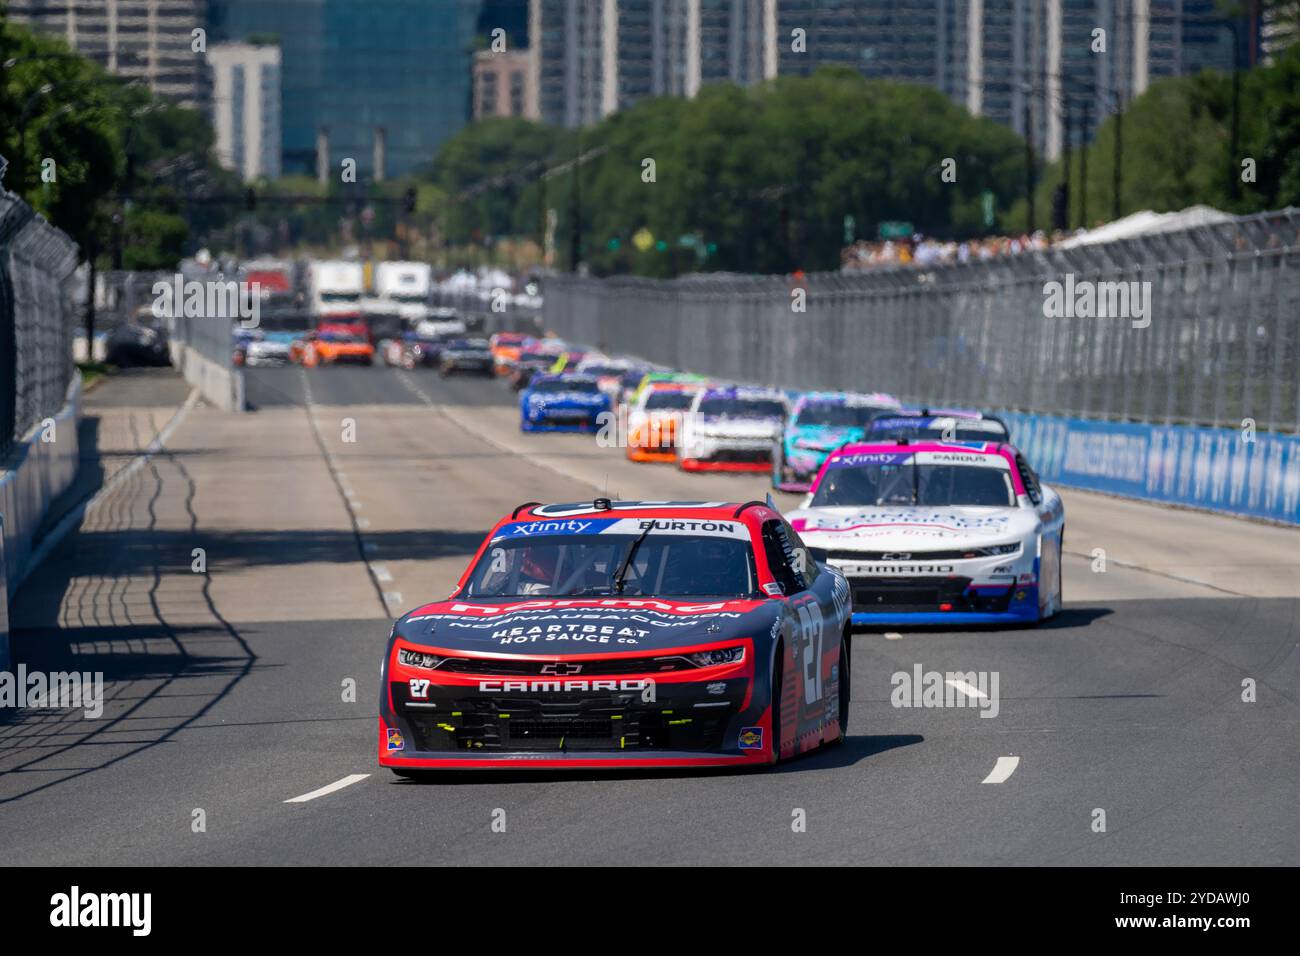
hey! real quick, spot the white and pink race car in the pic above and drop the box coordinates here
[786,440,1064,627]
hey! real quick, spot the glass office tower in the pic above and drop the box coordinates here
[210,0,481,177]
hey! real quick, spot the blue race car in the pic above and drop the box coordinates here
[771,391,900,492]
[865,408,1012,444]
[520,373,612,432]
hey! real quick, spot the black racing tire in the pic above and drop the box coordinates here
[769,639,784,765]
[771,443,785,489]
[834,635,850,744]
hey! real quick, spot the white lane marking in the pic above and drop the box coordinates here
[356,517,371,529]
[395,372,607,492]
[383,591,404,608]
[284,773,370,804]
[946,678,987,700]
[372,564,393,582]
[884,632,903,641]
[982,756,1020,784]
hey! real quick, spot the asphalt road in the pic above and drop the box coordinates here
[2,364,1296,865]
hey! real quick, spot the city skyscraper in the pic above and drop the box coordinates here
[208,41,283,181]
[528,0,1257,162]
[209,0,480,177]
[7,0,213,110]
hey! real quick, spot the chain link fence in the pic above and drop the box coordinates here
[431,288,544,336]
[544,208,1300,433]
[0,188,81,460]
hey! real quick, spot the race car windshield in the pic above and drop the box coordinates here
[530,379,600,394]
[447,339,489,349]
[697,397,785,419]
[580,365,623,377]
[644,391,695,411]
[811,462,1016,507]
[318,331,365,343]
[796,403,880,427]
[319,292,360,302]
[463,534,760,598]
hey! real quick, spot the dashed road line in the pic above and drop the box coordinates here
[946,678,988,701]
[284,773,370,804]
[982,756,1020,784]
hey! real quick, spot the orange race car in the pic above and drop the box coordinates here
[296,322,375,366]
[489,331,531,375]
[625,381,700,462]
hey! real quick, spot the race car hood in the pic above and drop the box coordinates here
[526,391,607,406]
[787,504,1036,548]
[690,417,782,438]
[393,596,780,656]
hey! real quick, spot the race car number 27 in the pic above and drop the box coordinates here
[796,602,825,705]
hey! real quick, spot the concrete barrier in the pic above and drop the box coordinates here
[169,341,245,412]
[1003,411,1300,525]
[1,374,82,669]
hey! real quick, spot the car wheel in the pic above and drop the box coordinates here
[834,636,850,745]
[771,444,785,488]
[1051,532,1065,618]
[769,639,784,765]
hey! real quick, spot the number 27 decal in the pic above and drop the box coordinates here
[796,602,824,704]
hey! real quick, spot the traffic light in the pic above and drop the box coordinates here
[404,186,417,214]
[244,187,257,212]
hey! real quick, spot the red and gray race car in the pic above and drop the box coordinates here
[379,499,852,772]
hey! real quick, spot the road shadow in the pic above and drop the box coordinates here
[852,605,1114,636]
[0,431,256,807]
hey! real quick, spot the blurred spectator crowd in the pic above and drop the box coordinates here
[840,230,1071,270]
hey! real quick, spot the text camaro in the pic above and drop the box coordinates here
[379,500,852,771]
[786,441,1065,626]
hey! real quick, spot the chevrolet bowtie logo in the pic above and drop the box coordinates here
[539,662,583,675]
[881,552,912,560]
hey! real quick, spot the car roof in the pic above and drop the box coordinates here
[793,391,901,411]
[833,439,1018,458]
[698,385,786,400]
[885,407,986,420]
[812,440,1029,496]
[506,499,783,530]
[645,380,701,393]
[528,373,598,385]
